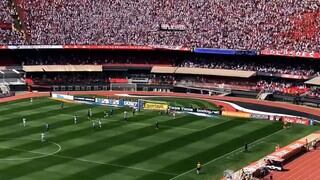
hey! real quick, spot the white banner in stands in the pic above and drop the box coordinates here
[51,93,74,100]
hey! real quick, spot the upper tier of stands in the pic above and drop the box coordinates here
[1,49,320,80]
[0,0,25,44]
[0,0,319,52]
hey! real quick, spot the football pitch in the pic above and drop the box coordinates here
[0,97,318,180]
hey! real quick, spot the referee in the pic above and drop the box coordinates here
[196,162,202,175]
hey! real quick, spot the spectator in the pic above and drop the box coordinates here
[0,0,318,52]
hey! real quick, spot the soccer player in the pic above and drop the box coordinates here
[196,162,202,175]
[41,133,45,142]
[74,115,77,124]
[60,102,64,109]
[124,111,128,121]
[92,120,96,129]
[132,108,135,116]
[88,108,92,119]
[45,123,50,132]
[98,120,102,128]
[22,117,26,127]
[173,111,176,119]
[155,120,159,129]
[30,97,33,103]
[110,108,114,116]
[244,143,248,152]
[104,110,109,118]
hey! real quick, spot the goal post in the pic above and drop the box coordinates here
[110,83,137,91]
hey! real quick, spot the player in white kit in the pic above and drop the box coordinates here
[124,111,128,121]
[41,133,45,142]
[74,115,77,124]
[22,117,26,127]
[98,120,102,128]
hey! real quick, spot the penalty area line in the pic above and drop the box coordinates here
[0,141,177,176]
[49,154,178,176]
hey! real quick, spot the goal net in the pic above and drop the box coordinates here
[110,83,137,91]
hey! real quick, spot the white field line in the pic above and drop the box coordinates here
[0,140,177,176]
[0,139,61,161]
[169,128,287,180]
[51,154,178,176]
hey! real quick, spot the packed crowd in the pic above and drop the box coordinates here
[0,0,11,23]
[255,80,309,95]
[0,29,24,45]
[180,58,320,77]
[27,72,107,85]
[13,50,175,66]
[0,0,318,51]
[0,0,25,45]
[308,88,320,98]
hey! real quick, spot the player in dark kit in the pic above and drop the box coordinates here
[88,108,92,119]
[155,120,159,129]
[60,102,64,109]
[132,108,135,116]
[244,143,248,152]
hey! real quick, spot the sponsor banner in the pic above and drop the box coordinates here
[51,93,73,101]
[193,48,237,55]
[282,116,310,126]
[2,45,191,51]
[150,45,191,51]
[8,45,63,49]
[196,109,219,115]
[182,107,194,112]
[95,98,131,107]
[257,72,310,80]
[144,103,168,111]
[124,100,138,108]
[268,115,282,121]
[235,50,257,56]
[159,24,186,31]
[261,49,320,59]
[169,106,182,111]
[74,96,96,103]
[222,111,251,118]
[250,113,269,120]
[111,99,124,106]
[187,112,215,117]
[63,45,153,50]
[170,106,220,115]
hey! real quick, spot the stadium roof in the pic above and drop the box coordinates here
[23,65,103,72]
[305,76,320,86]
[151,66,256,78]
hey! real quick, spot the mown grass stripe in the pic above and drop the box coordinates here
[0,99,56,115]
[140,123,282,180]
[0,114,207,179]
[55,120,240,180]
[0,109,180,165]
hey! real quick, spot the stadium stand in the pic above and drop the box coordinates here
[0,0,318,52]
[0,0,25,44]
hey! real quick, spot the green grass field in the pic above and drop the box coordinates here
[0,97,318,180]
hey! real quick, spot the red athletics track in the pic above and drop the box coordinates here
[1,91,319,116]
[270,149,320,180]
